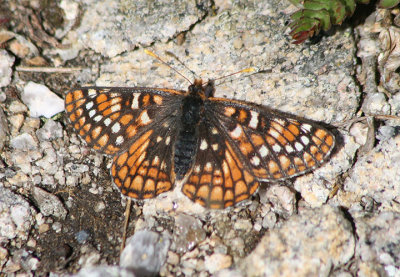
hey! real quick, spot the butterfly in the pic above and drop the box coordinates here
[64,78,335,209]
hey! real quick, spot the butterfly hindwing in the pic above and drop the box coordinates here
[111,125,179,199]
[181,118,260,209]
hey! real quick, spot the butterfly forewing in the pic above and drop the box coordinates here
[207,98,335,181]
[65,87,185,198]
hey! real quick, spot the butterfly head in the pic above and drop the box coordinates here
[188,79,215,99]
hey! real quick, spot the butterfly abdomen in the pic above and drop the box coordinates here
[174,95,203,179]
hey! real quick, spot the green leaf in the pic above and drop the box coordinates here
[342,0,357,16]
[378,0,399,8]
[291,9,331,30]
[356,0,371,4]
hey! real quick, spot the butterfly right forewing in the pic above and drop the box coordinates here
[208,98,335,181]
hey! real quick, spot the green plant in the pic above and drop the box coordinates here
[289,0,400,44]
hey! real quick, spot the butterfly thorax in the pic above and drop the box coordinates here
[174,81,207,180]
[188,79,215,98]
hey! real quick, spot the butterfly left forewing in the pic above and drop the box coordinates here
[65,87,185,154]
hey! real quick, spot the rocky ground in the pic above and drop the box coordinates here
[0,0,400,276]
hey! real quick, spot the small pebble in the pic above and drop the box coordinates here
[167,251,179,265]
[10,133,38,150]
[94,201,106,213]
[32,187,67,219]
[36,119,63,141]
[173,213,206,254]
[52,222,62,233]
[120,230,171,276]
[38,224,50,233]
[8,101,28,114]
[0,49,14,87]
[75,230,91,244]
[204,253,232,274]
[22,82,64,118]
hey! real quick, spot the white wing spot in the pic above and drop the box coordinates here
[295,142,304,151]
[165,136,171,145]
[86,101,94,110]
[272,144,281,153]
[162,122,169,128]
[275,118,286,126]
[116,136,124,145]
[285,145,295,153]
[194,165,201,173]
[249,111,259,129]
[88,89,97,96]
[131,93,141,109]
[301,136,310,145]
[156,136,162,143]
[111,122,121,133]
[161,161,167,170]
[230,125,242,139]
[104,118,111,126]
[301,124,312,132]
[212,144,218,151]
[259,145,269,157]
[89,110,96,118]
[211,128,218,134]
[111,104,121,113]
[200,139,208,150]
[205,162,212,171]
[251,156,260,166]
[269,129,280,139]
[111,97,120,105]
[94,115,102,122]
[139,111,152,125]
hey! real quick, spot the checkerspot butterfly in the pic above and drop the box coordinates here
[65,73,335,209]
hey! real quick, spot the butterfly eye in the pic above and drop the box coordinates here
[204,80,215,97]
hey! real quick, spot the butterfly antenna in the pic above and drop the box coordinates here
[144,49,192,85]
[206,67,256,86]
[165,51,200,79]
